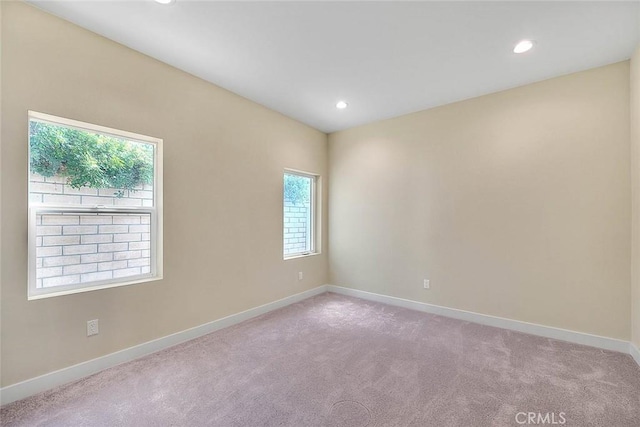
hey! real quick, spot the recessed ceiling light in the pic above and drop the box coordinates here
[336,101,348,110]
[154,0,175,4]
[513,40,534,54]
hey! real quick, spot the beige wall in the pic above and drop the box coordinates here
[632,45,640,348]
[329,62,631,340]
[0,0,4,387]
[0,2,328,387]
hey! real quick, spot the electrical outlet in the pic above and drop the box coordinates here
[298,272,304,281]
[87,319,99,336]
[423,279,430,289]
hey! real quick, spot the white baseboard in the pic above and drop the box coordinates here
[631,342,640,367]
[0,285,328,406]
[3,283,637,406]
[327,285,631,354]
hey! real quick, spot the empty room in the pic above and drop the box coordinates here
[1,0,640,426]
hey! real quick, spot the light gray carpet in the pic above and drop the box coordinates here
[2,293,639,426]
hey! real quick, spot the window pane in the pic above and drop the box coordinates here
[29,120,154,207]
[35,212,151,289]
[284,173,312,256]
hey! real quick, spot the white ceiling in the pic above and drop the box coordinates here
[29,1,640,133]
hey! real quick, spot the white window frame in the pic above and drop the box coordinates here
[283,169,319,260]
[27,111,163,300]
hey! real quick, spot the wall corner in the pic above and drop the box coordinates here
[631,43,640,347]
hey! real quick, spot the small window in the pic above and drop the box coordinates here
[283,170,318,258]
[28,111,163,299]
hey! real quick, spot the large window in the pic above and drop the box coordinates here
[283,170,318,258]
[28,111,163,299]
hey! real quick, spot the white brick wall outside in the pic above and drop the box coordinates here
[36,212,151,288]
[283,199,311,256]
[30,173,153,207]
[31,172,154,289]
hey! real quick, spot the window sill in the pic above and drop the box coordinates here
[283,252,321,261]
[28,274,163,300]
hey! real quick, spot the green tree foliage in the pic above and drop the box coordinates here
[30,121,154,196]
[284,174,311,204]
